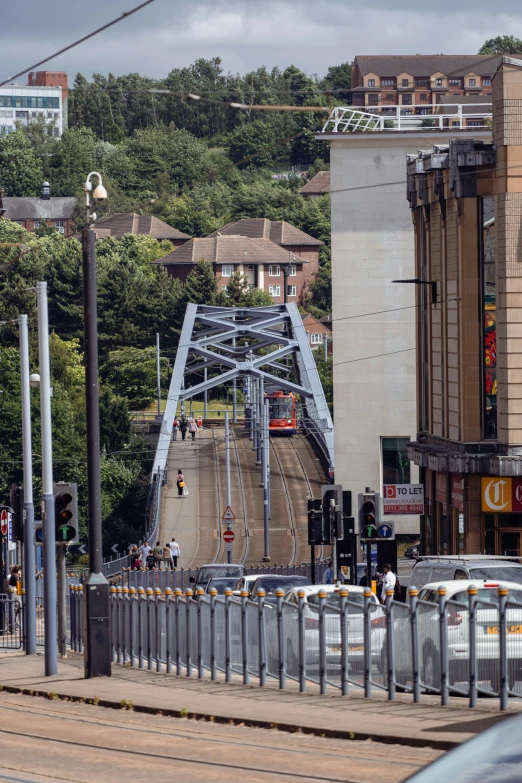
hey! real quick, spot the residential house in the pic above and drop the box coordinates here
[0,182,76,236]
[302,313,332,352]
[299,171,330,198]
[79,212,191,245]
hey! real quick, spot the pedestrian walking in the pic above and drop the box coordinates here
[130,546,141,570]
[380,563,396,604]
[179,417,188,441]
[176,469,185,498]
[323,559,333,585]
[172,418,179,441]
[153,540,163,569]
[146,551,156,570]
[189,418,198,441]
[169,538,180,569]
[139,540,151,561]
[162,543,172,571]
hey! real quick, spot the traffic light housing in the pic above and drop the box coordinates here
[358,490,380,540]
[9,484,24,542]
[54,482,78,544]
[307,498,323,545]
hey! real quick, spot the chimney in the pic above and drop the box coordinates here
[41,182,51,200]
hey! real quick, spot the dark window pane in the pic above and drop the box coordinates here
[484,514,495,530]
[381,437,411,484]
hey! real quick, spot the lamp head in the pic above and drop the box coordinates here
[29,373,40,388]
[92,183,108,200]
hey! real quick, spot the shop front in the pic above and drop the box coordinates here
[481,477,522,556]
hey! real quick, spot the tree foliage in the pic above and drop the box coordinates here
[479,36,522,54]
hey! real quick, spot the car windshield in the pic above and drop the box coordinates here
[206,578,237,594]
[257,577,310,595]
[452,586,522,605]
[401,714,522,782]
[308,592,365,607]
[468,566,522,585]
[197,566,244,584]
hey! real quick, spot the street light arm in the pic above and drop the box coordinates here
[392,278,437,304]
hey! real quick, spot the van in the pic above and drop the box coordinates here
[410,555,522,589]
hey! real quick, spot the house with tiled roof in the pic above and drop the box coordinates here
[0,182,76,236]
[73,212,191,245]
[154,234,311,304]
[299,171,330,197]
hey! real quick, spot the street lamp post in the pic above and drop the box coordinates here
[83,172,111,678]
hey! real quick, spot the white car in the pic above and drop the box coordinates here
[232,574,259,597]
[393,579,522,691]
[283,584,382,678]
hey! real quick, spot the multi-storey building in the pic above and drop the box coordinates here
[406,56,522,557]
[350,55,500,116]
[0,71,67,138]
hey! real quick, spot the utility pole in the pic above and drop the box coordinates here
[263,399,270,562]
[18,314,36,655]
[204,368,208,420]
[225,412,232,564]
[156,333,161,418]
[57,543,67,656]
[36,282,57,676]
[256,378,262,466]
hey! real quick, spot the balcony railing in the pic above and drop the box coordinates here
[322,103,492,133]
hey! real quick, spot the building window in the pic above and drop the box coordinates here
[448,79,462,87]
[482,77,492,87]
[381,437,411,484]
[55,220,65,234]
[419,93,427,101]
[288,264,296,276]
[222,285,228,293]
[247,264,254,270]
[481,196,496,439]
[310,333,323,345]
[382,78,395,87]
[401,79,409,87]
[451,121,460,127]
[467,120,483,127]
[435,78,443,87]
[287,285,297,297]
[402,94,412,105]
[469,78,476,87]
[268,285,281,297]
[368,79,375,87]
[368,94,378,105]
[269,264,280,276]
[34,221,40,229]
[221,264,234,277]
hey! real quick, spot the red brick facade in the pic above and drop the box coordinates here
[11,218,76,237]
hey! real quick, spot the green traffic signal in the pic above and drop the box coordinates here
[56,524,76,542]
[362,524,377,539]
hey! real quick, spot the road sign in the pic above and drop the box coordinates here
[223,529,235,544]
[1,509,8,536]
[68,543,88,555]
[378,522,395,540]
[111,544,119,554]
[225,542,233,552]
[222,506,236,522]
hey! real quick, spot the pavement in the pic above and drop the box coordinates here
[0,651,519,751]
[161,433,201,568]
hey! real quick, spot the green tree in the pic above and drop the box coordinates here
[50,126,97,195]
[322,62,352,95]
[479,35,522,54]
[124,125,207,191]
[101,346,170,409]
[0,130,44,196]
[228,121,277,168]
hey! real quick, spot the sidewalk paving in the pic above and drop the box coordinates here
[0,652,519,750]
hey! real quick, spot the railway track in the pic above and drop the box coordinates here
[269,439,297,566]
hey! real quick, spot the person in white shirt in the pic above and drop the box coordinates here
[381,563,396,604]
[169,538,180,569]
[139,541,151,561]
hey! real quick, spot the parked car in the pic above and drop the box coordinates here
[391,578,522,691]
[190,563,246,590]
[402,712,522,782]
[283,584,382,677]
[410,555,522,589]
[248,574,311,601]
[232,574,259,596]
[204,577,239,595]
[404,542,420,559]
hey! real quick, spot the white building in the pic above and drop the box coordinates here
[0,85,64,138]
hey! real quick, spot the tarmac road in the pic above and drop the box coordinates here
[0,691,441,783]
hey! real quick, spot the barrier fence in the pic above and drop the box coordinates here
[68,582,522,711]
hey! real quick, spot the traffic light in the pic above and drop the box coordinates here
[321,489,335,545]
[358,490,380,540]
[9,484,24,542]
[53,482,78,544]
[307,498,323,545]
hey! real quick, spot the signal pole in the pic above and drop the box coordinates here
[225,412,232,564]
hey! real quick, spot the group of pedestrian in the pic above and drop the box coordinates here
[127,539,181,570]
[172,416,198,442]
[323,560,399,603]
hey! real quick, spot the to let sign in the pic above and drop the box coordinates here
[383,484,424,515]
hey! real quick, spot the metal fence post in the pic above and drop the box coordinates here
[385,588,395,700]
[165,588,172,674]
[409,586,421,703]
[224,588,232,683]
[258,589,266,687]
[146,588,154,670]
[154,588,162,672]
[298,589,306,693]
[363,588,372,699]
[241,591,249,685]
[318,588,327,695]
[468,584,478,708]
[210,588,217,681]
[197,588,205,679]
[276,589,285,689]
[117,587,124,663]
[122,586,129,664]
[438,585,449,705]
[340,587,349,696]
[129,587,136,667]
[186,589,193,678]
[175,588,182,675]
[498,585,509,711]
[138,587,145,669]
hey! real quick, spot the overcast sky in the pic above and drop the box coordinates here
[3,0,522,84]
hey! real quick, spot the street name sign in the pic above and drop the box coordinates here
[383,484,424,515]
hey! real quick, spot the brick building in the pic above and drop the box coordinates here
[75,212,191,245]
[350,54,502,115]
[302,313,332,351]
[406,56,522,557]
[0,182,76,235]
[156,218,322,303]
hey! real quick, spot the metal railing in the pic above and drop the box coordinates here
[68,582,522,710]
[322,104,492,133]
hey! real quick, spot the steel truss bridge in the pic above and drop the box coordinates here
[152,303,334,482]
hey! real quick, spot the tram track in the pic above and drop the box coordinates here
[270,439,298,566]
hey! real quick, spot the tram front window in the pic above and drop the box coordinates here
[269,398,292,419]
